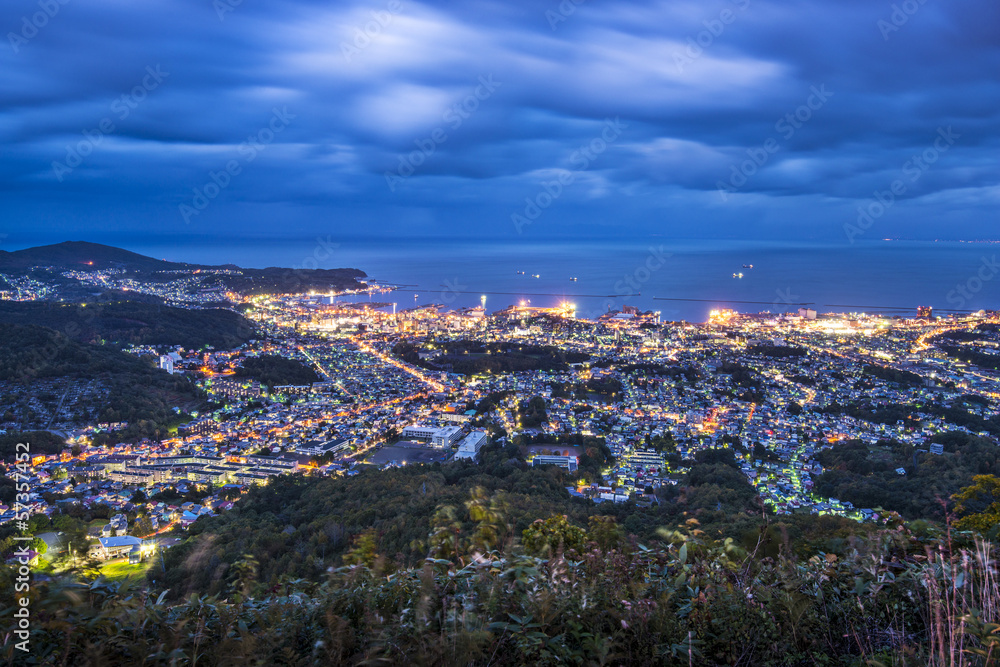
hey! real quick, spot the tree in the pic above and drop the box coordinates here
[134,516,155,537]
[587,515,625,551]
[465,486,509,553]
[522,515,587,557]
[342,529,379,568]
[427,506,465,561]
[953,475,1000,532]
[230,553,259,599]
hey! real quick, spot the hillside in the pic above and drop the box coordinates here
[0,241,368,294]
[0,241,193,272]
[0,299,254,349]
[815,431,1000,518]
[8,448,998,665]
[234,355,321,388]
[217,266,367,295]
[157,445,778,600]
[0,323,204,446]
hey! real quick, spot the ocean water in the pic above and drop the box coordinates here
[65,236,1000,322]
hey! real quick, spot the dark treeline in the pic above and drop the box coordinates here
[7,445,1000,664]
[394,341,590,375]
[746,344,808,358]
[152,444,790,601]
[0,323,203,444]
[0,299,255,349]
[863,363,925,387]
[815,431,1000,519]
[235,355,321,388]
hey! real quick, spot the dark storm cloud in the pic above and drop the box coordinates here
[0,0,996,243]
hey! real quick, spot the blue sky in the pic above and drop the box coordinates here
[1,0,997,247]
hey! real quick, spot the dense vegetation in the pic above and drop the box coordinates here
[0,431,66,461]
[151,443,778,601]
[217,266,367,295]
[717,361,767,402]
[0,299,255,349]
[6,464,1000,664]
[0,241,367,296]
[394,341,590,375]
[863,363,925,387]
[235,355,321,388]
[747,344,808,358]
[819,400,1000,436]
[815,431,1000,519]
[940,345,1000,372]
[0,323,202,444]
[0,241,192,272]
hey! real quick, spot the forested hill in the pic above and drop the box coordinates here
[234,355,321,388]
[0,299,254,349]
[0,241,368,294]
[0,323,203,445]
[155,444,853,600]
[0,241,193,272]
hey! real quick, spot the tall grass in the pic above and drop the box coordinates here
[3,526,1000,665]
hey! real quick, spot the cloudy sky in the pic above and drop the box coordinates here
[1,0,997,247]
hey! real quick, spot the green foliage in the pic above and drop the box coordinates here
[953,475,1000,533]
[234,354,320,388]
[517,396,548,427]
[401,340,590,375]
[152,442,774,601]
[522,515,587,556]
[5,524,999,666]
[863,363,924,386]
[747,344,808,358]
[0,323,204,444]
[0,431,65,461]
[816,433,1000,519]
[0,299,255,349]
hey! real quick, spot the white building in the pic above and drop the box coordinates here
[401,424,465,449]
[401,425,438,440]
[454,431,488,461]
[530,455,578,472]
[433,425,464,449]
[158,355,174,374]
